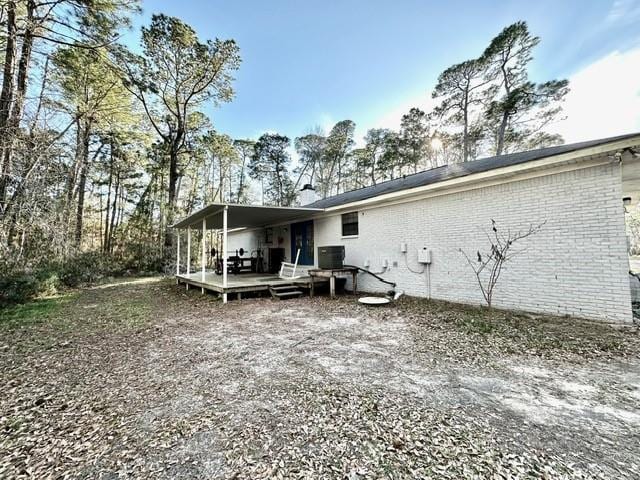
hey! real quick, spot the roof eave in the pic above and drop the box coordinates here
[320,135,640,213]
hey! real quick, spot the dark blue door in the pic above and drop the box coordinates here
[291,220,314,265]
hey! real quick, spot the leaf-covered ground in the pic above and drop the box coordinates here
[1,277,639,479]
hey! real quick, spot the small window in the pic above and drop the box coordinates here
[341,212,359,236]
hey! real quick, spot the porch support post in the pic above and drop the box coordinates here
[201,217,206,293]
[222,205,228,304]
[186,226,191,290]
[186,226,191,275]
[176,230,180,283]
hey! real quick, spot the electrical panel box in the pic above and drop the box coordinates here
[400,242,407,253]
[417,247,431,264]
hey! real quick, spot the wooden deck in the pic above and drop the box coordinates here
[176,272,326,296]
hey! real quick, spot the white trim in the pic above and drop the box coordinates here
[341,235,359,239]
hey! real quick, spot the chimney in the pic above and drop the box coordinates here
[299,184,318,206]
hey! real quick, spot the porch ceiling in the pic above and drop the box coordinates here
[171,203,324,229]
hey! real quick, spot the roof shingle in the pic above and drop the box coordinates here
[304,133,640,209]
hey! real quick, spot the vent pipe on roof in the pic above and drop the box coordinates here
[299,184,319,206]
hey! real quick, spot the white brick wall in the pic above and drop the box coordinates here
[228,159,633,323]
[314,160,632,323]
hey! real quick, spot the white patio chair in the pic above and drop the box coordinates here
[279,249,302,280]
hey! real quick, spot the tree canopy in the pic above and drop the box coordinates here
[0,9,570,282]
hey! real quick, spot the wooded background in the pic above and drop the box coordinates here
[0,1,572,288]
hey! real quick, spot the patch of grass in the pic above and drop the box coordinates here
[462,317,496,335]
[0,278,160,339]
[98,295,151,330]
[0,294,74,330]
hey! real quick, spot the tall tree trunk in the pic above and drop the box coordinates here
[237,153,246,202]
[495,112,508,156]
[186,173,198,213]
[164,141,180,251]
[370,155,376,185]
[1,0,35,205]
[326,156,337,197]
[310,162,317,188]
[63,115,83,240]
[74,119,91,247]
[132,176,153,219]
[108,171,120,254]
[2,56,55,232]
[99,183,104,251]
[0,0,18,208]
[276,167,283,206]
[66,115,83,204]
[218,156,224,202]
[292,161,310,193]
[213,158,219,202]
[495,59,511,156]
[116,185,125,233]
[157,170,164,247]
[0,0,17,131]
[103,142,114,253]
[462,90,469,162]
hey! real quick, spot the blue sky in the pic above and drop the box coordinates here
[126,0,640,143]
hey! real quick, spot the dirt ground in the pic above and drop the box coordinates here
[1,277,639,479]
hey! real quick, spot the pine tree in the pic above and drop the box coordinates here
[481,22,569,155]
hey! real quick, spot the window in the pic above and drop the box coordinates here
[341,212,359,237]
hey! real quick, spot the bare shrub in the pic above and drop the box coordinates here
[460,219,545,307]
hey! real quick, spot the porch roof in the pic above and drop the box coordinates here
[171,203,324,230]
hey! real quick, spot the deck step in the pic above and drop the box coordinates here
[273,290,302,298]
[270,285,299,291]
[269,284,303,299]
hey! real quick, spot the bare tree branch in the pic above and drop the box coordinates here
[460,219,546,307]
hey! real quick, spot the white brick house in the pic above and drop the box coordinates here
[178,133,640,323]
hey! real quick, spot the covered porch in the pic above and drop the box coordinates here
[171,203,324,303]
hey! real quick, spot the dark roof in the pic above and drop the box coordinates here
[305,132,640,209]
